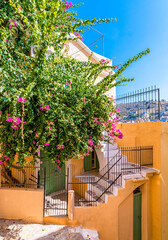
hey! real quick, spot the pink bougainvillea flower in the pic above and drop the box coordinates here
[40,161,43,164]
[44,143,50,146]
[66,139,70,141]
[1,149,4,151]
[0,161,3,164]
[64,1,73,9]
[9,19,13,23]
[46,33,48,37]
[39,104,43,106]
[17,98,26,102]
[5,158,9,161]
[12,126,18,130]
[6,117,13,122]
[56,145,61,149]
[114,65,119,69]
[87,139,94,147]
[6,39,8,42]
[45,105,50,110]
[61,145,64,149]
[14,22,17,26]
[9,24,12,29]
[17,98,23,102]
[83,97,86,103]
[116,108,120,112]
[100,59,106,64]
[4,155,7,158]
[33,141,36,144]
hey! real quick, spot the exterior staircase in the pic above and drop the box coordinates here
[73,142,158,207]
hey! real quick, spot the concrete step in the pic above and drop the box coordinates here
[95,175,114,192]
[78,199,94,207]
[101,142,118,151]
[85,190,104,205]
[113,184,122,196]
[91,183,113,202]
[103,149,119,158]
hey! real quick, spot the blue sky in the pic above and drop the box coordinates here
[74,0,168,99]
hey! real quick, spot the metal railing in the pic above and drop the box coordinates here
[115,86,160,122]
[69,145,153,206]
[69,151,123,206]
[0,164,45,189]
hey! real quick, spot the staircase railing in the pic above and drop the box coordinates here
[68,150,123,206]
[68,145,153,206]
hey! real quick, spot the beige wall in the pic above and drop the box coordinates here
[0,188,44,223]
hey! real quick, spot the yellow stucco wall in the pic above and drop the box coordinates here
[0,188,44,223]
[118,193,133,240]
[116,122,168,240]
[74,179,148,240]
[69,157,87,196]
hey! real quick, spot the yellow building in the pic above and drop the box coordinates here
[0,39,167,240]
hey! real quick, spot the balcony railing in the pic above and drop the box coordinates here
[115,86,160,123]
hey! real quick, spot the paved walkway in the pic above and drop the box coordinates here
[0,220,99,240]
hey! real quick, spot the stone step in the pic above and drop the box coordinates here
[101,142,118,151]
[91,183,113,202]
[95,175,114,192]
[103,149,119,158]
[113,184,122,196]
[78,199,94,207]
[85,190,104,205]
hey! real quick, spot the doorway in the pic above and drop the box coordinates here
[133,188,142,240]
[84,149,99,172]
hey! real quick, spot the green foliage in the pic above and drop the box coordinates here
[0,0,150,166]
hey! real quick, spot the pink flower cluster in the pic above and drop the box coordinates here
[0,154,10,164]
[6,116,25,130]
[8,19,17,29]
[40,104,50,112]
[87,139,94,147]
[17,98,26,103]
[44,143,50,146]
[117,129,123,139]
[113,65,119,69]
[74,32,83,41]
[56,145,64,149]
[100,59,110,65]
[64,1,73,9]
[65,82,72,86]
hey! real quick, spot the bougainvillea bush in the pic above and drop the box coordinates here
[0,0,150,167]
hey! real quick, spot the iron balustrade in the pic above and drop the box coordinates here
[115,86,160,122]
[69,146,153,206]
[0,164,45,189]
